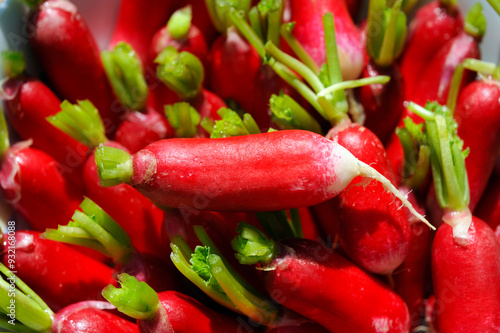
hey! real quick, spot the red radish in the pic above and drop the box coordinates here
[47,99,166,258]
[409,102,500,332]
[399,0,463,97]
[180,0,218,43]
[0,265,138,333]
[326,123,411,275]
[1,51,88,186]
[0,105,82,231]
[43,197,184,293]
[149,6,208,68]
[108,0,177,65]
[101,42,171,153]
[95,130,430,228]
[103,274,243,333]
[288,0,363,80]
[1,231,114,311]
[233,223,411,333]
[357,0,407,144]
[402,3,485,124]
[475,170,500,229]
[28,0,123,134]
[425,295,439,333]
[205,0,260,112]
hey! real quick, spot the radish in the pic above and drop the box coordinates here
[28,0,123,135]
[287,0,363,81]
[232,223,411,332]
[103,274,244,333]
[408,102,500,332]
[205,0,260,113]
[399,0,464,97]
[1,230,114,311]
[0,103,82,231]
[475,169,500,229]
[357,0,407,144]
[43,197,184,293]
[95,129,430,228]
[47,99,166,258]
[101,42,171,153]
[1,51,88,186]
[149,6,208,68]
[108,0,177,66]
[0,263,139,332]
[402,3,485,124]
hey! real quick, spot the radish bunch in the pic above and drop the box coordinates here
[1,0,499,332]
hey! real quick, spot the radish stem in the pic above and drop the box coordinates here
[270,94,323,134]
[280,22,320,74]
[167,6,192,40]
[1,51,26,78]
[165,102,201,138]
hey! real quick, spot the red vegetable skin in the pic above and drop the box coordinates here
[115,130,381,211]
[454,81,500,211]
[29,0,123,134]
[109,0,177,65]
[403,31,480,124]
[399,0,463,97]
[0,144,81,231]
[114,107,171,154]
[1,231,114,311]
[288,0,363,80]
[262,238,410,332]
[179,0,218,43]
[393,187,431,330]
[2,78,88,185]
[474,170,500,229]
[53,305,140,333]
[158,290,243,332]
[83,145,166,258]
[327,123,411,275]
[432,217,500,332]
[207,29,261,112]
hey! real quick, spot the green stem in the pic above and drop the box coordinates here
[43,197,133,265]
[0,107,10,159]
[464,2,487,40]
[206,0,251,33]
[210,108,260,138]
[269,94,323,134]
[280,23,320,74]
[401,0,419,13]
[232,222,277,266]
[165,102,201,138]
[289,209,303,238]
[95,146,133,187]
[317,75,391,97]
[167,6,192,40]
[102,273,160,320]
[229,8,266,58]
[259,0,284,47]
[47,100,107,148]
[101,42,148,111]
[0,263,53,332]
[1,51,26,78]
[248,7,265,42]
[377,0,406,67]
[487,0,500,16]
[155,46,204,100]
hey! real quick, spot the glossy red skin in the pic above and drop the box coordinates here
[289,0,363,80]
[328,123,411,274]
[266,323,330,333]
[402,32,480,124]
[356,62,405,145]
[83,142,166,258]
[400,1,463,97]
[109,0,177,65]
[2,77,88,186]
[149,24,208,69]
[29,0,122,135]
[393,189,431,331]
[474,171,500,229]
[207,33,261,113]
[0,146,81,231]
[454,81,500,211]
[263,238,410,333]
[54,307,139,333]
[115,107,171,154]
[385,132,404,186]
[146,290,241,333]
[190,89,225,136]
[130,130,359,211]
[431,217,500,332]
[1,231,114,311]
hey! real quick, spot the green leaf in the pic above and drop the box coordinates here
[190,246,225,294]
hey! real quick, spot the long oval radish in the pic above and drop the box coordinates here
[95,130,431,228]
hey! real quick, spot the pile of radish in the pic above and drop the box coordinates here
[0,0,499,332]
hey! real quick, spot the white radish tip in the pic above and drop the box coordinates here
[443,209,472,247]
